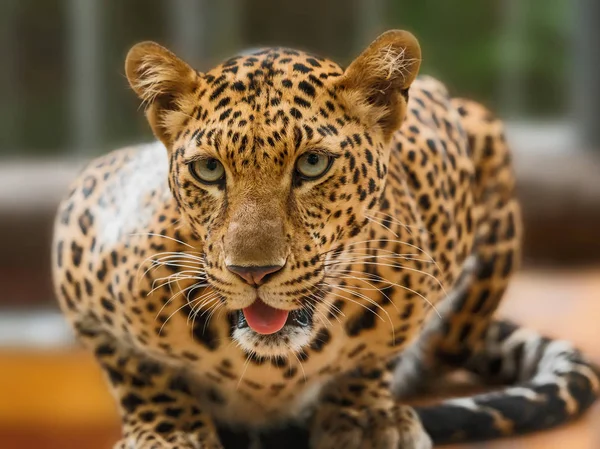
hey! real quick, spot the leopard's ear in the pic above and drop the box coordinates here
[335,30,421,139]
[125,41,199,147]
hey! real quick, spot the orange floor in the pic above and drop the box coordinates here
[1,268,599,449]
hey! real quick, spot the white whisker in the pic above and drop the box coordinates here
[130,232,195,248]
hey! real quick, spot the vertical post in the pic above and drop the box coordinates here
[354,0,386,54]
[573,0,600,150]
[211,0,241,60]
[67,0,103,154]
[498,0,526,118]
[168,0,206,70]
[0,0,19,153]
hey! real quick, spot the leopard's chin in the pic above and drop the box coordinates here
[231,307,315,357]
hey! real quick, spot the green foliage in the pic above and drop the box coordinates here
[388,0,572,116]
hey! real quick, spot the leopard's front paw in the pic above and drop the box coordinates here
[310,404,431,449]
[114,430,223,449]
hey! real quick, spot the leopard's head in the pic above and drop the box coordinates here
[126,30,421,356]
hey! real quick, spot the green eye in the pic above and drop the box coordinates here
[189,158,225,184]
[296,152,332,180]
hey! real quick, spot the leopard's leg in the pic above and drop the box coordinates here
[426,99,521,372]
[393,197,521,399]
[311,357,432,449]
[394,100,522,395]
[74,321,222,449]
[430,197,521,372]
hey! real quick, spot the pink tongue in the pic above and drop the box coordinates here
[243,299,289,335]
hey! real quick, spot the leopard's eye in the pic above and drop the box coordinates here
[296,152,332,180]
[189,158,225,184]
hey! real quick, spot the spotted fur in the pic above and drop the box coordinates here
[52,31,599,448]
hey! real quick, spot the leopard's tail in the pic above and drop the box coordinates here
[415,319,600,444]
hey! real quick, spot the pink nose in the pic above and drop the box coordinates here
[226,264,284,286]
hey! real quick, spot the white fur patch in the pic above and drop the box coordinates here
[232,324,313,358]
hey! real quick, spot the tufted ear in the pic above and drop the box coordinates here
[125,41,199,147]
[336,30,421,139]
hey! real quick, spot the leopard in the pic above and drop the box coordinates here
[52,30,599,449]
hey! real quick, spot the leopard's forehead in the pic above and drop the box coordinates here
[205,47,345,91]
[184,48,353,174]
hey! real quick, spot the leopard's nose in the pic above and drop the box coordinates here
[226,264,284,286]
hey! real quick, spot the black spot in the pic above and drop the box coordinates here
[71,242,83,267]
[364,149,374,165]
[348,383,366,394]
[293,126,303,150]
[298,80,316,97]
[169,376,192,394]
[110,250,118,267]
[400,303,414,319]
[426,139,438,153]
[215,97,231,110]
[155,421,175,434]
[363,368,383,379]
[151,393,176,403]
[209,82,230,101]
[248,353,266,365]
[77,209,94,235]
[94,343,115,357]
[418,194,432,210]
[182,351,199,361]
[270,355,288,367]
[416,403,500,443]
[140,411,156,422]
[306,58,322,67]
[192,316,220,351]
[82,176,97,198]
[121,393,145,413]
[56,241,64,267]
[190,420,206,431]
[207,387,226,405]
[96,260,107,282]
[348,343,366,358]
[478,255,496,279]
[294,96,311,108]
[138,360,163,378]
[283,366,297,379]
[243,379,263,390]
[105,366,124,385]
[458,322,474,342]
[293,63,312,73]
[345,306,378,336]
[219,108,232,121]
[368,178,376,194]
[231,81,246,92]
[483,136,494,157]
[471,288,490,314]
[290,108,302,119]
[505,212,516,239]
[100,297,115,313]
[309,328,331,352]
[164,407,183,418]
[502,252,514,277]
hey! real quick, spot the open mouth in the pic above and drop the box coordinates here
[236,298,312,335]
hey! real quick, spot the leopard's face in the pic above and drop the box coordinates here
[126,33,421,355]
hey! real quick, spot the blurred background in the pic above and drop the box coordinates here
[0,1,599,448]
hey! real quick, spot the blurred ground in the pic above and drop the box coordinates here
[1,267,599,449]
